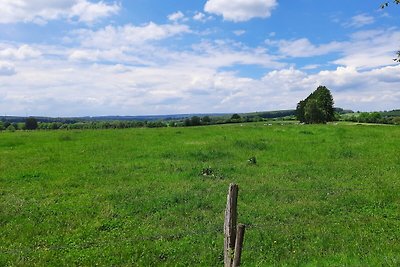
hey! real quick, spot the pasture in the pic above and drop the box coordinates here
[1,122,400,266]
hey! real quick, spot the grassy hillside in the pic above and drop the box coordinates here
[1,122,400,266]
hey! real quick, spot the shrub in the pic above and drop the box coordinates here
[6,125,16,132]
[25,117,38,130]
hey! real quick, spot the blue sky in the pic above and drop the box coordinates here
[0,0,399,116]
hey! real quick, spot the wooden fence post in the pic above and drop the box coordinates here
[232,224,245,267]
[224,183,238,267]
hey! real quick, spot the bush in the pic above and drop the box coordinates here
[231,114,241,121]
[25,117,38,130]
[191,116,201,126]
[392,117,400,125]
[6,125,16,132]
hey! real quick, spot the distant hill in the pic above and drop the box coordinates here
[0,113,229,123]
[0,107,355,123]
[381,109,400,117]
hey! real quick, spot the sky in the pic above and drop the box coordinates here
[0,0,399,117]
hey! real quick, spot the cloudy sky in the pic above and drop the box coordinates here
[0,0,399,116]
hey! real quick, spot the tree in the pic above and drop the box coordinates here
[296,100,306,122]
[304,99,324,124]
[381,0,400,8]
[296,86,335,124]
[230,114,241,122]
[202,116,211,124]
[12,122,19,130]
[184,118,191,126]
[190,116,201,126]
[25,117,38,130]
[312,86,335,121]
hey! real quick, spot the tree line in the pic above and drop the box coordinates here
[342,111,400,125]
[0,113,271,132]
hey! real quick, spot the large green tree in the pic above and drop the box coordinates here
[304,99,324,124]
[296,86,335,124]
[312,86,335,121]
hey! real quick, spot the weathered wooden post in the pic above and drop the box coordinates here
[224,183,238,267]
[232,224,246,267]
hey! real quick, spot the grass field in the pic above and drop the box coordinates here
[1,122,400,266]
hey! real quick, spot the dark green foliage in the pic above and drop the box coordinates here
[184,118,191,126]
[393,117,400,124]
[25,117,38,130]
[184,116,202,126]
[296,86,335,124]
[231,113,241,121]
[305,99,325,124]
[190,116,201,126]
[344,112,387,124]
[313,86,335,121]
[201,116,211,124]
[381,109,400,117]
[12,122,20,130]
[341,109,400,125]
[6,124,16,132]
[296,100,306,122]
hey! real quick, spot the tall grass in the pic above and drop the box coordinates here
[1,122,399,266]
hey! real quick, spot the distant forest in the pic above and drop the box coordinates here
[1,109,399,131]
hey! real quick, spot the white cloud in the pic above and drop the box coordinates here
[334,29,400,69]
[0,16,399,116]
[0,61,16,76]
[267,38,344,58]
[193,12,205,21]
[302,64,321,70]
[0,44,42,60]
[168,11,185,22]
[186,40,283,69]
[193,11,212,22]
[0,0,120,24]
[344,14,375,28]
[311,65,400,111]
[70,0,120,23]
[233,30,246,36]
[74,22,191,49]
[267,29,400,69]
[0,36,286,116]
[204,0,277,22]
[1,52,400,116]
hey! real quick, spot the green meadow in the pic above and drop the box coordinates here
[1,122,400,266]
